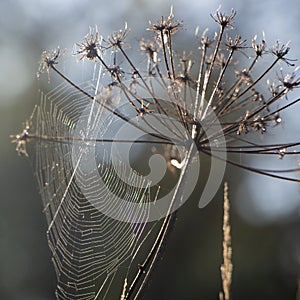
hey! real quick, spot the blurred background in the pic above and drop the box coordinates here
[1,0,300,299]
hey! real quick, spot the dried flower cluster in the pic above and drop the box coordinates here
[27,8,300,181]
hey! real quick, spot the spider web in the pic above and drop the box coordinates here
[30,79,167,300]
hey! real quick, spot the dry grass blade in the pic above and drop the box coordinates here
[219,182,233,300]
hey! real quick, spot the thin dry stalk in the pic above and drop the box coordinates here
[219,182,233,300]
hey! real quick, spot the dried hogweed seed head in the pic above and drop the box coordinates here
[147,7,183,37]
[211,8,236,29]
[139,39,160,74]
[271,40,296,66]
[252,35,267,57]
[276,69,300,92]
[37,47,62,81]
[75,27,102,60]
[196,27,217,50]
[224,34,247,52]
[104,22,130,49]
[175,51,195,86]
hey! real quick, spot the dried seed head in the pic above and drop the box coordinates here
[211,9,236,29]
[252,35,267,57]
[276,69,300,92]
[139,39,159,62]
[235,69,253,85]
[224,34,247,52]
[37,47,62,81]
[75,27,102,60]
[196,28,217,50]
[148,7,183,39]
[105,23,130,48]
[139,39,160,74]
[175,51,195,86]
[271,41,296,66]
